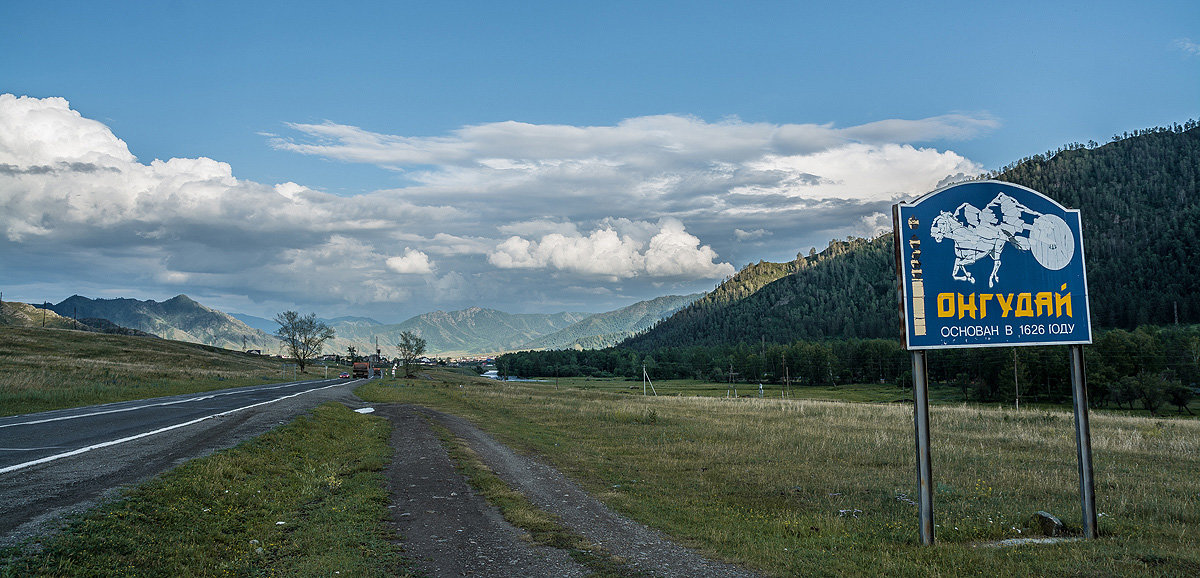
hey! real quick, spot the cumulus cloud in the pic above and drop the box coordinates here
[488,219,734,280]
[386,248,435,274]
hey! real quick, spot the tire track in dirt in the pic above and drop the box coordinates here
[378,405,588,577]
[387,404,760,578]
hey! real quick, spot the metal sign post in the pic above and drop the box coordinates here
[911,350,935,544]
[894,180,1096,545]
[1069,344,1098,538]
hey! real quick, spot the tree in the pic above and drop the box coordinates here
[1166,383,1195,415]
[396,330,427,378]
[274,311,335,373]
[1135,372,1169,416]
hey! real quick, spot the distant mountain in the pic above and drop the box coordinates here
[77,318,159,338]
[48,295,274,350]
[522,294,703,350]
[229,313,279,334]
[2,300,88,330]
[326,307,591,356]
[0,301,156,337]
[624,122,1200,349]
[322,315,383,326]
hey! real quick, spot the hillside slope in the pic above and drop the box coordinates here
[522,293,702,350]
[47,295,273,350]
[1,301,87,330]
[624,122,1200,349]
[622,237,897,349]
[327,307,590,356]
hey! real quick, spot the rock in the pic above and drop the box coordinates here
[1031,511,1065,536]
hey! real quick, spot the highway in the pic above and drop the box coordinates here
[0,377,371,546]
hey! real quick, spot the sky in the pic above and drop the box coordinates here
[2,1,1197,323]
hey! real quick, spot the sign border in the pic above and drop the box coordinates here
[893,180,1093,350]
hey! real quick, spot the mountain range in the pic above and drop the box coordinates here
[6,293,700,357]
[322,295,700,356]
[45,295,274,351]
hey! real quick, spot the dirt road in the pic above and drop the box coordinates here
[381,404,759,578]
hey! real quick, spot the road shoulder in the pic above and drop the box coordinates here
[376,404,588,577]
[405,404,760,578]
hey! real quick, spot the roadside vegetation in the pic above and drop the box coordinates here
[1,403,408,577]
[0,326,326,416]
[359,369,1200,576]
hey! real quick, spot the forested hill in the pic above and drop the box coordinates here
[623,121,1200,350]
[621,236,897,350]
[989,123,1200,328]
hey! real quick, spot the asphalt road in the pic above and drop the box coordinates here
[0,377,371,547]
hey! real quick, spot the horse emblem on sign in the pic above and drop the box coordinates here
[930,192,1075,287]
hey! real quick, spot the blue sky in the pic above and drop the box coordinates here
[2,1,1197,322]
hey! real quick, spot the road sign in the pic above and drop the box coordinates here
[894,180,1092,349]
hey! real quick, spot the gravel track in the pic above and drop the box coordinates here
[378,404,587,577]
[389,404,761,578]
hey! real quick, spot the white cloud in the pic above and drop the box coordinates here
[386,248,435,274]
[488,219,733,280]
[643,219,735,278]
[2,94,992,319]
[1175,38,1200,56]
[272,113,994,171]
[735,228,770,241]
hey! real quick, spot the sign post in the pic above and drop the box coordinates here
[893,180,1094,545]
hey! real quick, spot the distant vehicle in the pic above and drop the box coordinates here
[339,372,350,379]
[352,362,370,378]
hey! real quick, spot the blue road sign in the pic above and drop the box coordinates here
[894,180,1092,349]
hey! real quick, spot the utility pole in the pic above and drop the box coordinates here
[642,365,657,396]
[1013,349,1020,411]
[782,352,789,398]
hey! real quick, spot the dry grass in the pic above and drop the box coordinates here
[0,326,297,416]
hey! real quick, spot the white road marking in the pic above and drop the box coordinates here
[0,380,351,475]
[0,379,358,429]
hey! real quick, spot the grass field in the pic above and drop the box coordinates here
[3,325,1197,576]
[1,403,408,577]
[359,370,1200,576]
[0,326,322,416]
[535,374,1200,414]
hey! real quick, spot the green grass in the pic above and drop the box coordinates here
[359,370,1200,577]
[0,326,326,416]
[1,403,409,577]
[536,375,952,403]
[525,374,1199,415]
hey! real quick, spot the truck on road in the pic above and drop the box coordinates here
[352,362,370,378]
